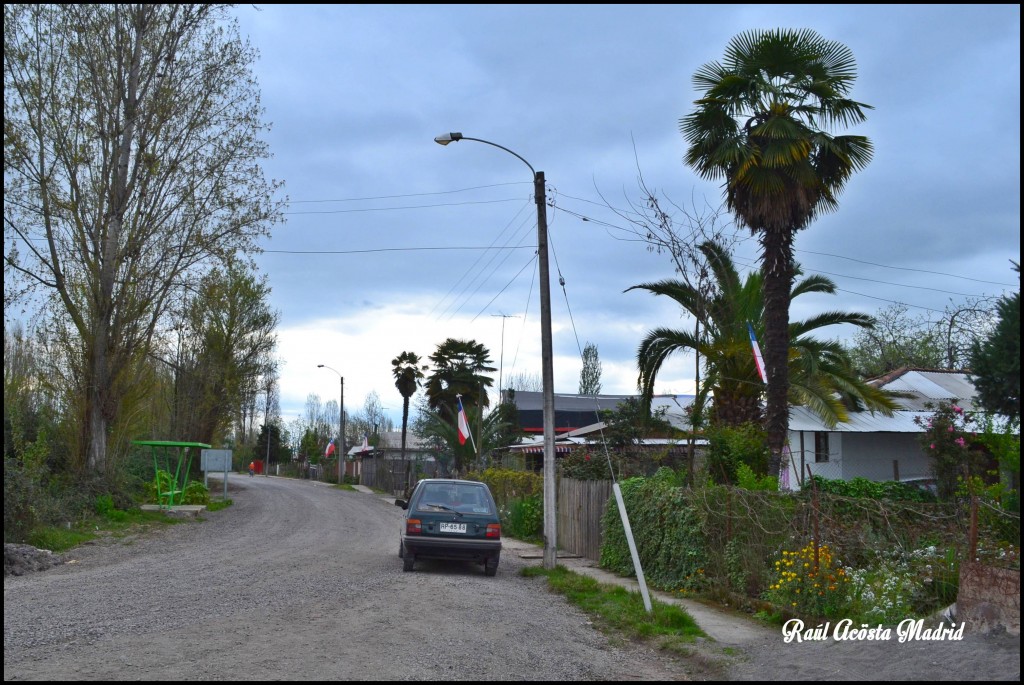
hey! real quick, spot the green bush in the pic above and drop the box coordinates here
[503,494,543,541]
[764,542,851,619]
[465,467,542,511]
[600,469,709,593]
[95,494,128,522]
[4,457,39,543]
[736,463,778,491]
[560,449,612,480]
[703,423,769,485]
[810,475,936,502]
[182,480,210,505]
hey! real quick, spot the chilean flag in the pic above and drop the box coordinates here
[325,438,336,457]
[747,322,767,384]
[457,396,471,446]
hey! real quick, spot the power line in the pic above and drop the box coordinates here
[283,198,525,215]
[550,201,1015,288]
[262,245,534,255]
[470,254,537,323]
[285,182,529,204]
[438,210,535,320]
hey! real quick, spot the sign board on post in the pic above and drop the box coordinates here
[201,449,233,500]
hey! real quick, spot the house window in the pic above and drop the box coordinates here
[814,432,830,463]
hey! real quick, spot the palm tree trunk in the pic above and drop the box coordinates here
[400,397,409,491]
[761,225,794,476]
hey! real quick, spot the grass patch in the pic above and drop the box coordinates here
[334,483,358,492]
[521,564,705,654]
[26,526,97,553]
[207,499,232,512]
[25,507,184,553]
[753,609,784,625]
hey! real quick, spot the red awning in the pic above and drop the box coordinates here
[518,445,573,455]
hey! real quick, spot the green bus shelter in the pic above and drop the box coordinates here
[133,440,212,509]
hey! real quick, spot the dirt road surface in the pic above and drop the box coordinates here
[3,476,688,681]
[5,476,1019,681]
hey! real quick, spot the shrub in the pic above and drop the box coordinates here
[95,494,128,522]
[502,494,543,540]
[913,401,994,501]
[809,475,936,502]
[560,449,611,480]
[736,463,778,491]
[465,467,542,511]
[763,542,850,619]
[182,480,210,505]
[845,550,922,624]
[703,423,769,485]
[600,469,709,593]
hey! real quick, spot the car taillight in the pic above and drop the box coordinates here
[485,523,501,539]
[406,519,422,535]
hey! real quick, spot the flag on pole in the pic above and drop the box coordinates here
[456,395,471,446]
[325,438,336,457]
[747,322,767,384]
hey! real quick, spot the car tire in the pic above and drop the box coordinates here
[403,554,415,572]
[484,555,498,577]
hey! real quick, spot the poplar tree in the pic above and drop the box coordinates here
[4,5,283,473]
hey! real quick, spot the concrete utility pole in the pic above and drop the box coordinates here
[318,365,345,483]
[435,132,558,569]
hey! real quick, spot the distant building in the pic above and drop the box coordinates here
[507,390,696,435]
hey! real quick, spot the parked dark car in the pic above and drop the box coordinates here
[395,478,502,576]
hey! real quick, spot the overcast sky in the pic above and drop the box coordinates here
[230,4,1021,429]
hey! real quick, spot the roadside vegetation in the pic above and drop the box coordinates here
[521,564,706,656]
[25,494,189,554]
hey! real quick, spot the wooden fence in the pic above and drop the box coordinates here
[361,455,441,495]
[557,478,614,562]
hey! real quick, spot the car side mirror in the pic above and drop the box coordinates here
[395,498,408,510]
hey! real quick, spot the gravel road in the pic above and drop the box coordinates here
[3,476,687,681]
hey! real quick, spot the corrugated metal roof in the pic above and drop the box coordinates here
[510,392,696,430]
[788,406,930,433]
[877,369,981,411]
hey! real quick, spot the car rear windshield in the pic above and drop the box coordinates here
[415,483,495,515]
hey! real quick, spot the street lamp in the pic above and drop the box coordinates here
[317,364,346,483]
[434,132,558,569]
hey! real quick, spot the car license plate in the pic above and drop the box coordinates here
[439,522,467,534]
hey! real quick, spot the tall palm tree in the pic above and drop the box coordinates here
[392,351,427,469]
[680,29,873,474]
[628,240,898,431]
[425,338,496,428]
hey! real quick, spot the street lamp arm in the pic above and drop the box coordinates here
[317,363,342,377]
[434,132,536,176]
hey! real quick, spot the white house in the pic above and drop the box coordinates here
[782,368,995,490]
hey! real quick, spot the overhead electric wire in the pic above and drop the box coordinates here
[508,257,538,377]
[438,211,534,320]
[471,253,538,323]
[545,210,619,482]
[552,201,1015,289]
[429,199,532,317]
[263,245,535,255]
[444,218,536,321]
[284,198,525,215]
[285,181,529,204]
[549,200,1009,314]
